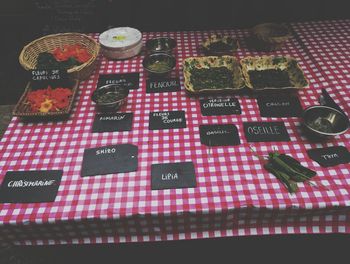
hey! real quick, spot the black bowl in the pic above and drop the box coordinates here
[145,37,176,53]
[142,52,176,75]
[91,84,129,112]
[302,105,349,140]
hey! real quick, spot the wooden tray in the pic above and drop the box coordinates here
[13,79,79,120]
[183,56,245,94]
[240,56,309,91]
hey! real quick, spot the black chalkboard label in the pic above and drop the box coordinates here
[257,96,303,117]
[81,144,138,177]
[92,113,133,133]
[307,146,350,167]
[200,124,240,146]
[31,69,67,82]
[151,162,196,190]
[200,98,241,116]
[243,122,290,142]
[146,77,181,93]
[149,111,186,130]
[0,170,62,203]
[97,73,140,90]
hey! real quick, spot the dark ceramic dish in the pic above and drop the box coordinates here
[91,84,129,112]
[142,52,176,75]
[302,105,349,140]
[145,37,176,53]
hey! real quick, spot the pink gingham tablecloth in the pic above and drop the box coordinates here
[0,20,349,245]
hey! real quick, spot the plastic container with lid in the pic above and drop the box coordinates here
[99,27,143,60]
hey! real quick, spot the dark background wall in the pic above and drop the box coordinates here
[0,0,349,104]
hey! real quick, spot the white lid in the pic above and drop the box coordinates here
[99,27,142,49]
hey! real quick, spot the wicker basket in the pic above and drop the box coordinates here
[252,23,292,50]
[19,33,100,80]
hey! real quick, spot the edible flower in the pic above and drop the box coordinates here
[26,86,73,113]
[39,99,53,113]
[52,44,92,63]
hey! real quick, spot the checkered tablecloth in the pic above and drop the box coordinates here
[0,20,349,246]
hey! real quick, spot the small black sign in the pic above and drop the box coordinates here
[257,95,303,117]
[31,69,67,82]
[92,113,133,133]
[151,162,196,190]
[243,122,290,142]
[200,124,240,146]
[200,98,241,116]
[97,73,140,90]
[146,77,181,93]
[0,170,62,203]
[307,146,350,167]
[81,144,138,177]
[149,111,186,130]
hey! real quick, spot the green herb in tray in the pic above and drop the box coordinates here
[190,67,233,90]
[248,69,291,88]
[207,41,234,52]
